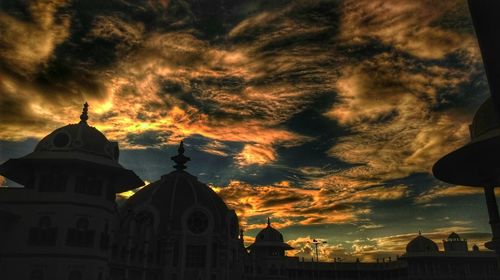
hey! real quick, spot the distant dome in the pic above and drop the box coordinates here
[406,233,439,253]
[0,103,143,192]
[472,244,479,251]
[255,218,284,243]
[248,218,293,250]
[448,232,461,240]
[123,142,235,235]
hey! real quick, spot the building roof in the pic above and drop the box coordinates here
[448,232,461,240]
[406,232,439,253]
[122,143,233,235]
[0,103,143,192]
[248,218,293,250]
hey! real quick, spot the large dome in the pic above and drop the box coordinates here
[0,103,143,192]
[123,142,237,236]
[406,233,439,253]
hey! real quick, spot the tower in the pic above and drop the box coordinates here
[0,103,143,280]
[247,218,293,280]
[443,232,468,252]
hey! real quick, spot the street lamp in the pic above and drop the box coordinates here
[308,239,328,262]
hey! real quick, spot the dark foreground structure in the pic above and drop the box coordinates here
[0,106,499,280]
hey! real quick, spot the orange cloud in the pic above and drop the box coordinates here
[211,180,408,230]
[0,0,71,75]
[235,144,277,166]
[326,52,475,181]
[340,0,477,60]
[414,185,496,204]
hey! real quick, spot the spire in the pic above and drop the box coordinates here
[418,230,421,236]
[267,217,271,227]
[171,140,190,170]
[80,102,89,124]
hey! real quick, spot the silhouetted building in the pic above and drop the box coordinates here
[0,103,143,280]
[110,140,245,280]
[0,104,499,280]
[443,232,468,252]
[401,232,498,280]
[247,218,293,279]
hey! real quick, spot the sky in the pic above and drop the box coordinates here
[0,0,495,262]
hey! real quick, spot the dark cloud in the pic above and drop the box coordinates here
[0,0,492,258]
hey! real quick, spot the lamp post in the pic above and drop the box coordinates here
[433,0,500,264]
[308,239,328,262]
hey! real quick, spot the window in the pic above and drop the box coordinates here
[211,242,218,268]
[185,245,206,268]
[28,216,57,246]
[172,241,179,267]
[99,232,110,250]
[75,176,102,196]
[99,222,110,250]
[187,211,208,234]
[105,185,115,201]
[39,173,67,192]
[53,133,70,148]
[66,218,94,247]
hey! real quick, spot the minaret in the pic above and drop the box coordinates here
[0,103,143,280]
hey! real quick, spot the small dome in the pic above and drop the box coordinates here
[406,233,439,253]
[255,218,284,243]
[472,244,479,251]
[123,143,232,235]
[448,232,461,240]
[248,218,293,250]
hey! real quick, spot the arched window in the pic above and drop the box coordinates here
[28,216,57,246]
[66,218,94,247]
[187,211,208,234]
[211,242,218,268]
[99,222,110,251]
[39,171,67,192]
[68,270,82,280]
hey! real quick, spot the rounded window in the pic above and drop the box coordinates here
[53,132,70,147]
[187,211,209,234]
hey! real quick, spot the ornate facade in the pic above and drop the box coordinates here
[0,104,499,280]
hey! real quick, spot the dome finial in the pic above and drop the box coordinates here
[267,217,271,227]
[171,140,190,170]
[80,102,89,123]
[418,230,421,236]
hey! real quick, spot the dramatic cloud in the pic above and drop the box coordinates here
[414,185,498,204]
[0,0,71,75]
[212,180,407,230]
[0,0,493,259]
